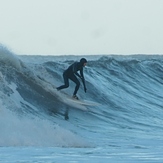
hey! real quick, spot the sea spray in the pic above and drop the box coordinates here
[0,44,21,70]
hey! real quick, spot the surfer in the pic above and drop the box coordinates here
[56,58,87,99]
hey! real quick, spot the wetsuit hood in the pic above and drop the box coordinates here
[80,58,87,66]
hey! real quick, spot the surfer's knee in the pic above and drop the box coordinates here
[65,83,69,88]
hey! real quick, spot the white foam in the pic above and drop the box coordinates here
[0,44,21,69]
[0,99,87,147]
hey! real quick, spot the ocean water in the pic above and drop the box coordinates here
[0,46,163,162]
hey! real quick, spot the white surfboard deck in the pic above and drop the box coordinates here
[67,98,100,106]
[54,90,99,110]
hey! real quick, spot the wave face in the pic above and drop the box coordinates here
[1,46,163,159]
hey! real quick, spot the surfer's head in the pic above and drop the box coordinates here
[80,58,87,67]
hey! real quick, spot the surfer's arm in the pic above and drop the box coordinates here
[80,69,87,93]
[75,72,81,78]
[73,62,82,78]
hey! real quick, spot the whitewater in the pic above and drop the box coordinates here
[0,45,163,162]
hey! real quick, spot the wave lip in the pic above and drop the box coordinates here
[0,44,21,69]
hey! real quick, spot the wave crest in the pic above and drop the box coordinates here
[0,44,21,69]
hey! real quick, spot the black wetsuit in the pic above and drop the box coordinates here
[57,62,86,95]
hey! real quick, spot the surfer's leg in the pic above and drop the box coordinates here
[57,72,69,90]
[69,75,80,95]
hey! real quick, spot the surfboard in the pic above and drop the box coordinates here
[54,89,100,110]
[67,98,100,106]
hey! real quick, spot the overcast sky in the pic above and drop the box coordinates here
[0,0,163,55]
